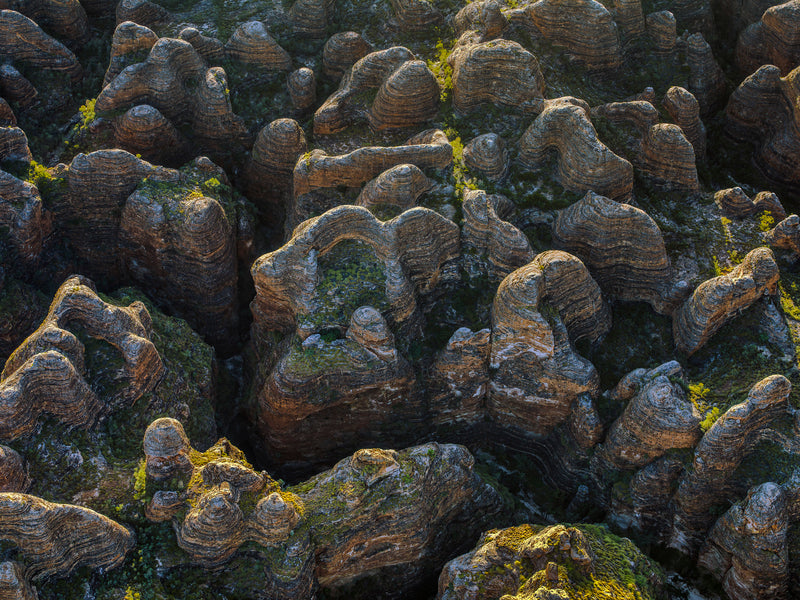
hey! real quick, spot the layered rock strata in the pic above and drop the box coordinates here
[725,64,800,189]
[663,86,706,159]
[519,99,633,200]
[671,375,791,551]
[673,247,780,355]
[687,32,727,116]
[0,445,29,492]
[553,191,678,314]
[0,171,47,265]
[463,133,509,181]
[438,523,666,600]
[322,31,372,80]
[736,0,800,75]
[356,163,431,211]
[449,36,544,114]
[314,47,439,134]
[0,493,133,579]
[225,21,291,71]
[0,275,163,440]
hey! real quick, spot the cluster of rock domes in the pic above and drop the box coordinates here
[2,0,800,599]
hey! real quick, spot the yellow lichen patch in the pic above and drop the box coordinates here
[495,524,539,553]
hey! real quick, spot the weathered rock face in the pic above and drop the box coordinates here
[0,127,31,163]
[0,0,90,47]
[597,362,701,471]
[96,37,249,155]
[251,204,458,338]
[461,189,534,280]
[511,0,622,69]
[663,86,707,159]
[612,456,684,537]
[766,214,800,254]
[290,0,335,38]
[725,64,800,189]
[736,0,800,76]
[438,523,666,600]
[0,561,38,600]
[104,20,158,87]
[463,133,508,181]
[356,163,431,211]
[687,32,727,116]
[0,276,163,441]
[449,36,544,115]
[646,10,677,56]
[0,445,29,492]
[119,157,241,352]
[519,99,633,201]
[454,0,507,40]
[115,0,168,29]
[113,104,188,165]
[292,129,452,198]
[391,0,443,31]
[673,247,780,355]
[257,308,417,468]
[489,251,607,437]
[287,67,316,113]
[671,375,791,552]
[0,65,37,108]
[322,31,372,80]
[0,492,133,579]
[640,123,700,192]
[225,21,291,71]
[178,27,225,63]
[0,171,47,266]
[142,423,504,597]
[698,482,789,600]
[552,191,678,314]
[0,10,82,81]
[244,118,307,218]
[427,327,491,426]
[143,417,193,480]
[314,47,439,134]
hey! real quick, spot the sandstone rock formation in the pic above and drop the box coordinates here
[463,133,509,181]
[687,32,727,116]
[0,275,163,440]
[143,417,193,480]
[0,65,37,108]
[96,37,249,154]
[449,36,544,114]
[356,163,431,212]
[322,31,372,80]
[714,187,786,218]
[766,214,800,254]
[391,0,443,31]
[510,0,622,69]
[461,189,534,280]
[489,251,607,437]
[112,103,188,165]
[119,157,241,351]
[104,20,158,87]
[597,361,701,471]
[736,0,800,76]
[663,86,707,159]
[314,47,439,134]
[178,27,225,63]
[438,523,666,600]
[0,0,89,47]
[0,492,133,578]
[0,127,31,163]
[698,482,789,599]
[552,191,678,314]
[454,0,507,40]
[0,561,38,600]
[293,129,452,197]
[287,67,316,113]
[291,0,335,38]
[671,375,791,551]
[225,21,291,71]
[0,445,29,492]
[725,64,800,189]
[673,246,780,355]
[614,0,645,43]
[0,10,82,82]
[646,10,677,56]
[115,0,168,29]
[0,171,46,265]
[251,204,458,338]
[518,99,633,201]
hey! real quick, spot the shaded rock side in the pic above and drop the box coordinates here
[597,361,701,471]
[698,482,789,600]
[725,64,800,190]
[687,32,727,116]
[356,163,431,211]
[0,492,133,579]
[518,99,633,201]
[671,374,791,552]
[736,0,800,76]
[322,31,372,80]
[0,560,38,600]
[0,170,47,266]
[673,246,780,355]
[552,191,678,314]
[0,445,29,493]
[463,133,509,181]
[438,523,666,600]
[0,10,81,81]
[0,275,164,440]
[663,86,707,159]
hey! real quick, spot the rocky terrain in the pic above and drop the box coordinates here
[1,0,800,599]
